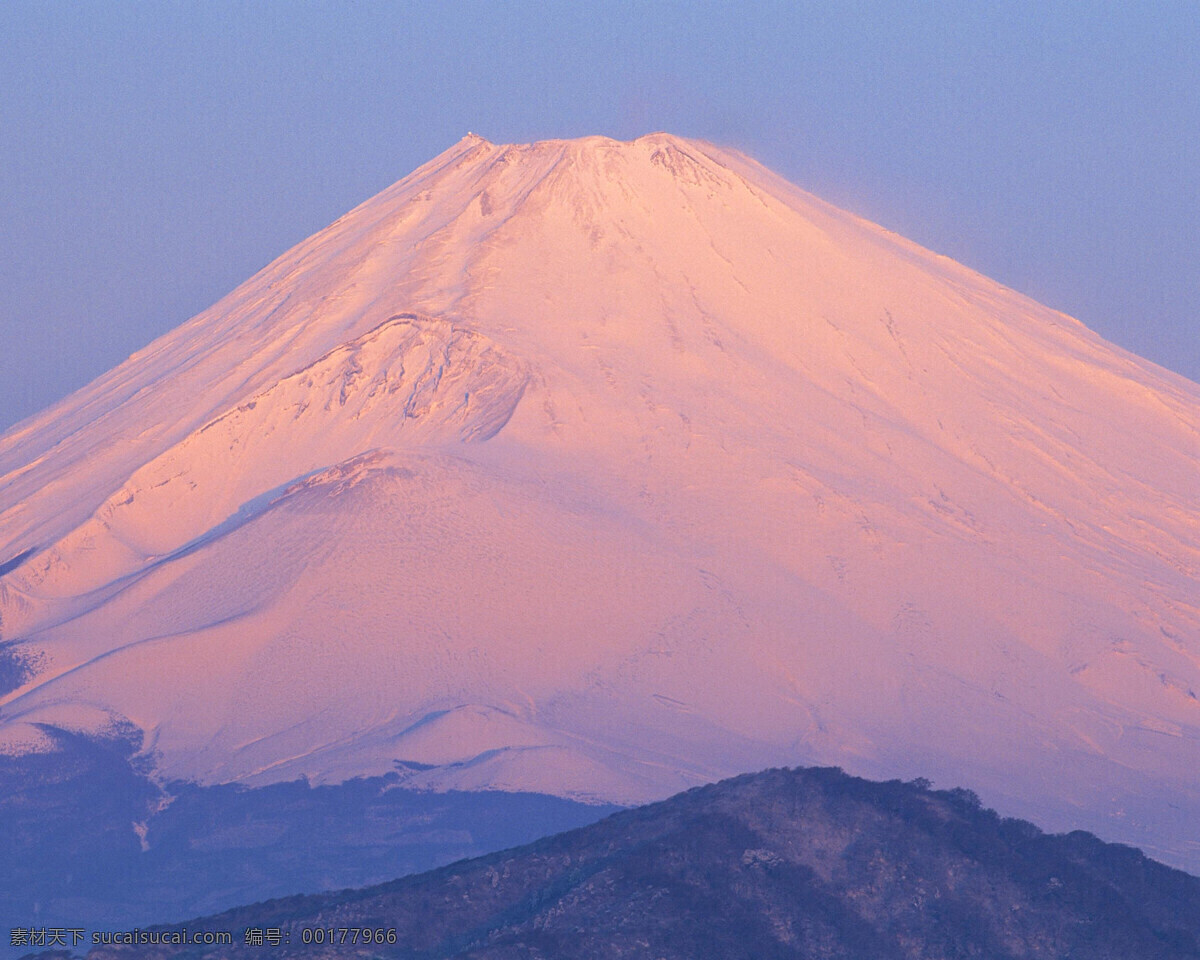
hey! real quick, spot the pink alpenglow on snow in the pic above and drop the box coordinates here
[0,134,1198,868]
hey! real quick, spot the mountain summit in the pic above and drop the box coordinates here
[1,134,1197,868]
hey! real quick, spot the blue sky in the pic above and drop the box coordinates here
[1,1,1196,429]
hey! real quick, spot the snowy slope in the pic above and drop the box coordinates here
[1,134,1198,868]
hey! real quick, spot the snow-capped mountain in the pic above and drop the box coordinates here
[1,134,1197,868]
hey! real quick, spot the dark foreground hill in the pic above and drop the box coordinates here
[83,766,1200,960]
[0,727,616,954]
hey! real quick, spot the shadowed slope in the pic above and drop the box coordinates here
[88,767,1200,960]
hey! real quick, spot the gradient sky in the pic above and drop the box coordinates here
[1,1,1197,431]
